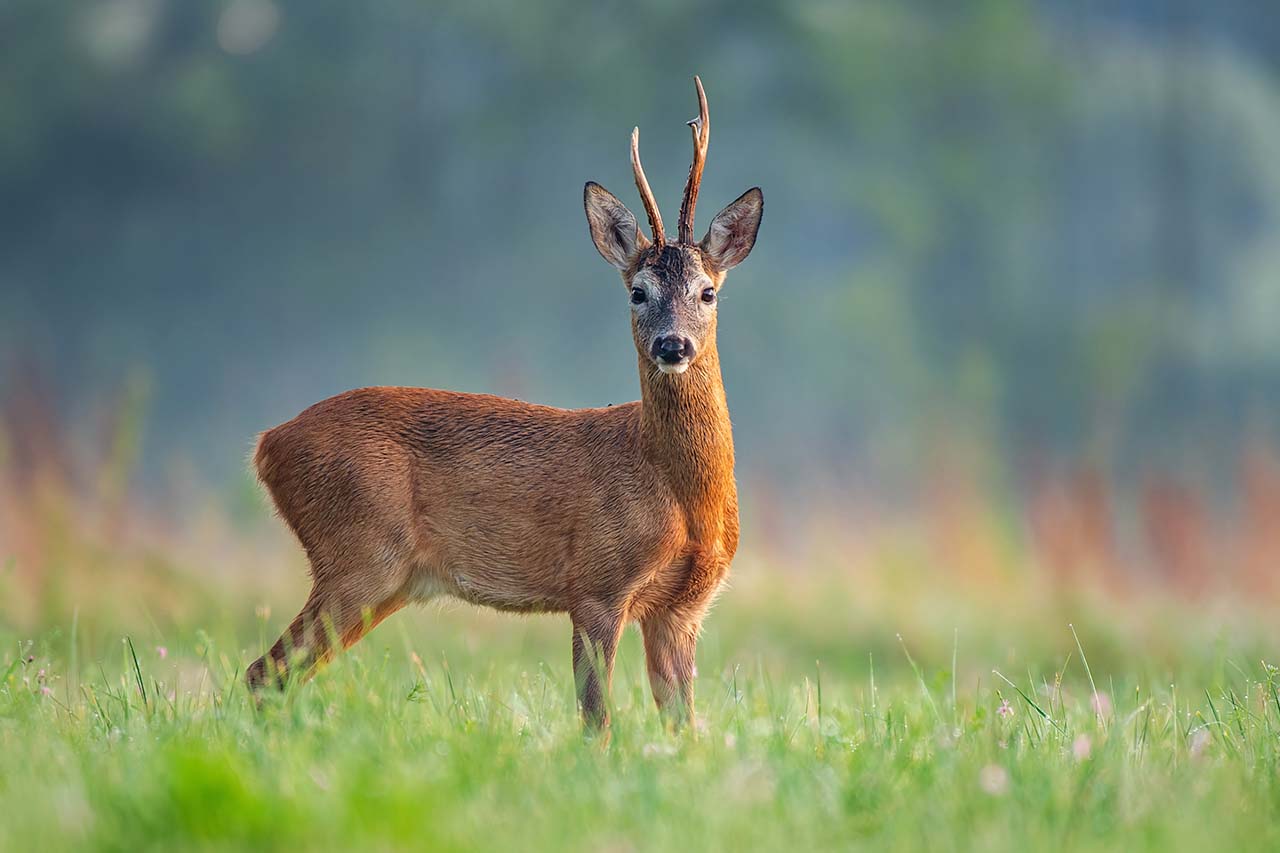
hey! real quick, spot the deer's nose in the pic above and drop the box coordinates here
[652,335,694,364]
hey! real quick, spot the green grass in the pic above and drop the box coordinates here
[3,566,1280,852]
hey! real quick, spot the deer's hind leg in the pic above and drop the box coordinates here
[247,539,412,691]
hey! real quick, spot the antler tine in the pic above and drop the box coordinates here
[677,75,710,244]
[631,126,666,247]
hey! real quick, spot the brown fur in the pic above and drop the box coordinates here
[248,359,737,725]
[248,79,761,733]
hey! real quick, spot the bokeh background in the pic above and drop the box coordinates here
[4,0,1280,638]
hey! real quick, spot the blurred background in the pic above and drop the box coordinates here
[3,0,1280,647]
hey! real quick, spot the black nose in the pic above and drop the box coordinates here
[652,335,694,364]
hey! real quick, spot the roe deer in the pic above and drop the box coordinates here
[247,76,763,731]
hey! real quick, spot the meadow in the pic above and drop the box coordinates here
[6,1,1280,849]
[4,461,1280,852]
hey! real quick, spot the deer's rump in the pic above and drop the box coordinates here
[254,386,677,614]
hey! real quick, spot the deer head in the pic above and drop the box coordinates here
[585,77,763,375]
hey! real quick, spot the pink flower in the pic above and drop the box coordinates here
[997,699,1014,719]
[1090,692,1112,717]
[156,647,168,660]
[979,764,1009,796]
[40,686,52,697]
[1072,734,1092,761]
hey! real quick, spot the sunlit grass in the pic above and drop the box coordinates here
[4,563,1280,852]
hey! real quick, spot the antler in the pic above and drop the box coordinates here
[677,76,710,244]
[631,127,666,247]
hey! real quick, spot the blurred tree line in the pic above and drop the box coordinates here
[2,0,1279,516]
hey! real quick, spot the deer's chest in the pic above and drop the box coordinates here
[673,545,732,609]
[634,530,735,617]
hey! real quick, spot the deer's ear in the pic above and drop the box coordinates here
[585,182,649,270]
[700,187,763,272]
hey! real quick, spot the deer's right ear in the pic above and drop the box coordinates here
[585,182,650,270]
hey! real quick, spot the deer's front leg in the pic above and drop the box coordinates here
[641,608,700,729]
[570,601,625,733]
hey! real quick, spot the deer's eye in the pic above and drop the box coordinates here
[630,287,647,305]
[700,287,716,304]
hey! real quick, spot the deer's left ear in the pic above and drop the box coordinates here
[700,187,763,272]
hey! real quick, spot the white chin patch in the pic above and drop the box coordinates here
[656,361,690,375]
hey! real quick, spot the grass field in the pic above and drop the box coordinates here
[4,535,1280,852]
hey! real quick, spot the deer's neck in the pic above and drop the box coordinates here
[638,341,736,536]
